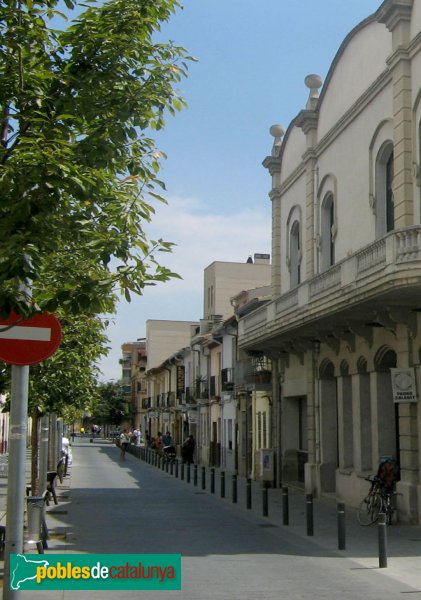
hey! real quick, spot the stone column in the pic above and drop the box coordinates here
[378,0,414,228]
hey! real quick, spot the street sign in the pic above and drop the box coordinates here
[0,312,62,365]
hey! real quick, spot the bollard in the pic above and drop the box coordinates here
[165,459,169,473]
[175,459,179,478]
[232,474,237,504]
[170,460,174,476]
[262,484,269,517]
[337,502,346,550]
[201,466,206,490]
[306,494,314,536]
[282,486,289,525]
[187,463,191,484]
[221,471,225,498]
[211,468,215,494]
[246,478,252,509]
[162,457,166,471]
[378,513,388,568]
[194,464,198,486]
[181,462,185,481]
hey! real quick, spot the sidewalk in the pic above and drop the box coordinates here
[134,448,421,591]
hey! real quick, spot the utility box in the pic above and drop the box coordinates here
[260,449,274,481]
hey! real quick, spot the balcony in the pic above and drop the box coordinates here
[221,368,235,392]
[238,227,421,350]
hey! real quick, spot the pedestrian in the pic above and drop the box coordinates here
[119,429,131,460]
[155,431,162,454]
[181,434,195,464]
[133,428,141,446]
[162,431,173,447]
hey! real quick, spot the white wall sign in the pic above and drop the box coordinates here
[390,368,417,403]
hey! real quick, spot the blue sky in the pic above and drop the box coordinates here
[99,0,382,381]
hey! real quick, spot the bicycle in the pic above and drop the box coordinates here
[357,476,394,526]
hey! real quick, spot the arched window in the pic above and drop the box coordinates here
[375,142,394,238]
[289,220,301,288]
[320,193,335,272]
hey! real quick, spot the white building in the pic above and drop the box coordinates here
[238,0,421,522]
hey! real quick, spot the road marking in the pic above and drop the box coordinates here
[0,326,51,342]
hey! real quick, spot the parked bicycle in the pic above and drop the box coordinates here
[357,476,394,526]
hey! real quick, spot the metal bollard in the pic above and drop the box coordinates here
[175,459,179,478]
[181,462,185,481]
[170,460,174,476]
[201,466,206,490]
[232,474,237,504]
[211,468,215,494]
[378,513,388,568]
[165,459,169,473]
[221,471,225,498]
[262,484,269,517]
[246,478,252,509]
[282,486,289,525]
[187,463,191,484]
[337,502,346,550]
[306,494,314,536]
[194,464,198,486]
[162,457,166,471]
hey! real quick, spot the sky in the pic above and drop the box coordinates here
[99,0,383,381]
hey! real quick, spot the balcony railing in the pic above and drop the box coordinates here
[239,226,421,345]
[221,368,235,391]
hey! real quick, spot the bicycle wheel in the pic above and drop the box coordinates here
[357,493,382,525]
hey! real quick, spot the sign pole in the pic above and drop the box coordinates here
[4,364,30,600]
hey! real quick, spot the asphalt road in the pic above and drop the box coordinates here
[28,440,420,600]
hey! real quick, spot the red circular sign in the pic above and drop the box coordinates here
[0,312,62,365]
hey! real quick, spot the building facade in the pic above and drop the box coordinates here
[238,0,421,523]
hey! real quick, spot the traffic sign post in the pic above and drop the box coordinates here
[1,312,62,599]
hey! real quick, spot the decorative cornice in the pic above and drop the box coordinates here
[377,0,413,31]
[295,109,319,134]
[262,154,282,176]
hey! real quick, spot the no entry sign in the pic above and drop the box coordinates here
[0,312,62,365]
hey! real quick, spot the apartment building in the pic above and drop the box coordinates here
[237,0,421,522]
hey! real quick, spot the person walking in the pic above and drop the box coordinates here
[119,429,131,460]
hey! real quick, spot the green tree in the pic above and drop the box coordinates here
[22,312,108,492]
[91,381,126,429]
[0,0,192,317]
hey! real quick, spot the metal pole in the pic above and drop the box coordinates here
[4,364,30,600]
[378,513,388,568]
[201,466,206,490]
[39,416,49,494]
[175,459,179,478]
[282,486,289,525]
[306,494,314,536]
[246,478,252,509]
[187,463,191,483]
[181,462,185,481]
[194,464,198,486]
[232,474,237,504]
[262,484,269,517]
[170,460,173,476]
[210,467,215,493]
[337,502,346,550]
[220,471,225,498]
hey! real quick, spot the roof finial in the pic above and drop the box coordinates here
[304,74,323,110]
[269,124,285,157]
